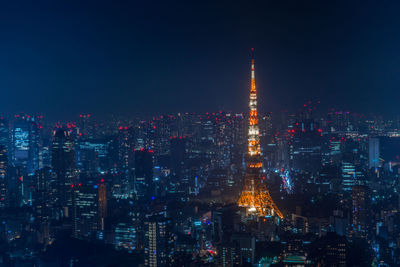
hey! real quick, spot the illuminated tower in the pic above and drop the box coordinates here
[237,49,283,219]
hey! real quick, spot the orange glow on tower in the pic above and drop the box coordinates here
[237,48,283,219]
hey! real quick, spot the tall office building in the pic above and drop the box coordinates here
[290,119,322,174]
[0,121,9,207]
[0,118,10,157]
[33,167,55,244]
[34,167,56,217]
[134,149,154,199]
[118,126,134,169]
[369,137,380,168]
[11,115,41,173]
[76,143,99,174]
[72,184,100,239]
[77,139,109,172]
[114,221,137,251]
[352,185,370,238]
[170,136,186,178]
[0,145,8,208]
[144,216,173,267]
[51,129,77,215]
[341,162,361,192]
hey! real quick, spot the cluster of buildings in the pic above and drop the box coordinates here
[0,54,398,266]
[0,108,398,266]
[0,47,399,264]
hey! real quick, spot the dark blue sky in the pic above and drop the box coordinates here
[0,0,399,118]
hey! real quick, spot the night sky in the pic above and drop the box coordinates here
[0,0,399,118]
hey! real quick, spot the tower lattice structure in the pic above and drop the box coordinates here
[237,48,283,219]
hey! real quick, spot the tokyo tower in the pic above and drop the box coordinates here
[237,48,283,219]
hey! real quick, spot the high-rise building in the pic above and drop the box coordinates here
[352,185,370,238]
[0,145,8,208]
[7,166,24,207]
[76,142,99,174]
[114,221,137,251]
[33,167,56,220]
[144,215,173,267]
[117,126,134,169]
[237,49,283,219]
[170,136,187,178]
[369,137,380,168]
[134,149,154,199]
[290,119,322,174]
[51,129,77,215]
[11,115,41,173]
[341,162,362,192]
[0,117,10,157]
[72,184,100,239]
[77,139,109,172]
[33,167,55,244]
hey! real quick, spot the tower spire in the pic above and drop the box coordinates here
[248,48,260,159]
[237,49,283,219]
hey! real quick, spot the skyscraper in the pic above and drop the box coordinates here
[170,136,186,178]
[352,185,370,238]
[33,167,54,244]
[0,145,8,208]
[134,149,154,199]
[0,120,9,208]
[51,129,77,215]
[11,115,40,173]
[0,117,10,157]
[290,119,322,174]
[144,215,173,267]
[72,184,100,239]
[341,162,357,192]
[369,137,380,168]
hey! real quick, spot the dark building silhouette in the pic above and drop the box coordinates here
[311,232,347,267]
[170,136,186,178]
[134,149,154,199]
[51,129,77,216]
[290,119,322,174]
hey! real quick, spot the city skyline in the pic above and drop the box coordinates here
[1,1,400,266]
